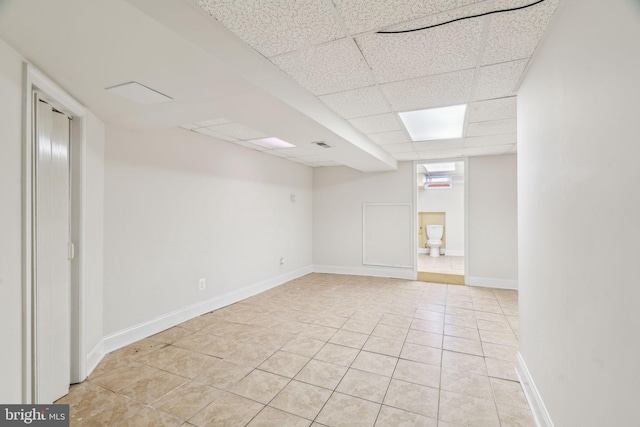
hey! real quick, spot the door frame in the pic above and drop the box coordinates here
[22,63,88,403]
[412,158,470,281]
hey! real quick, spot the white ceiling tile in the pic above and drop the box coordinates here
[194,0,344,57]
[319,86,390,119]
[415,149,464,160]
[466,119,517,137]
[482,0,561,65]
[314,161,342,167]
[463,144,513,157]
[193,117,231,127]
[193,127,239,142]
[382,143,416,154]
[234,140,269,151]
[270,38,374,95]
[468,97,517,122]
[355,4,486,83]
[464,133,517,147]
[209,122,268,140]
[473,60,528,100]
[270,147,312,157]
[381,69,475,111]
[368,130,410,145]
[392,151,420,161]
[348,113,402,134]
[332,0,476,35]
[412,139,464,151]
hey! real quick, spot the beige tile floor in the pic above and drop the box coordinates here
[418,255,465,275]
[58,273,533,426]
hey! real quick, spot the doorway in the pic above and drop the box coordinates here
[33,96,72,403]
[415,160,465,284]
[23,64,88,403]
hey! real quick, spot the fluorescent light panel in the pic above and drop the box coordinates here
[106,82,172,104]
[424,162,456,173]
[399,104,467,141]
[248,137,295,149]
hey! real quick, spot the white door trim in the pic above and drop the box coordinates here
[22,63,88,403]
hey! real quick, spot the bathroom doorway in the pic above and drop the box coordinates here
[416,160,465,284]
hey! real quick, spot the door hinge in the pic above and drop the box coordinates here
[68,242,75,260]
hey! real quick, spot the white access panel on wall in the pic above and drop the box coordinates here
[362,203,413,268]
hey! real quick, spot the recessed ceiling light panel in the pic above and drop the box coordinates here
[399,104,467,141]
[106,82,172,104]
[248,137,296,149]
[424,162,456,172]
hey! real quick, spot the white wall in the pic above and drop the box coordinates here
[103,127,313,338]
[467,155,518,288]
[84,113,105,358]
[313,162,414,278]
[418,181,465,253]
[517,0,640,425]
[0,38,25,404]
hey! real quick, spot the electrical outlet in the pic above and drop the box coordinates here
[198,278,206,291]
[280,257,285,265]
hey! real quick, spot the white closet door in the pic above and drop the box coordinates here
[35,98,71,403]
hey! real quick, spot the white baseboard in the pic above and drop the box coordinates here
[103,265,313,354]
[86,340,105,378]
[313,264,415,280]
[418,248,429,254]
[445,249,464,256]
[466,276,518,290]
[516,352,555,427]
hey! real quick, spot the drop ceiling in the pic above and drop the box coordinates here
[0,0,560,171]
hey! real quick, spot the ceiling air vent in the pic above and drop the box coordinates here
[312,141,332,148]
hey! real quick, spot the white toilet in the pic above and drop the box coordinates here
[426,224,444,258]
